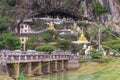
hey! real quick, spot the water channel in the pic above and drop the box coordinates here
[30,70,90,80]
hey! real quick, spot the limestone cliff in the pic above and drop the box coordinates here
[14,0,120,23]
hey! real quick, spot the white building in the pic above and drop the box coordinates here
[19,23,31,51]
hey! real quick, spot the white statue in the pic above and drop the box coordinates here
[85,46,92,59]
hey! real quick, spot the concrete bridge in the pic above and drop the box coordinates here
[0,52,79,79]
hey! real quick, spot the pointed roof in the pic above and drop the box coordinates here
[77,29,88,42]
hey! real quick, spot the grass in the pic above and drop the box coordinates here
[77,58,120,80]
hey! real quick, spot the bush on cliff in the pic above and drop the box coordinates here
[35,44,57,53]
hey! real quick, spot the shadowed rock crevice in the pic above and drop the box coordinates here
[34,11,79,20]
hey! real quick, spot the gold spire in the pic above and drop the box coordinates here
[77,29,88,42]
[47,22,55,30]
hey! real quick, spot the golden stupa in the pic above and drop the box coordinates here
[77,30,88,42]
[47,22,55,30]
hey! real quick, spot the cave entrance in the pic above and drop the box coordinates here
[34,11,78,20]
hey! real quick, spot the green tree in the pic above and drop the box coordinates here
[0,0,16,34]
[35,44,57,53]
[0,33,20,50]
[0,16,8,33]
[41,30,55,42]
[56,39,71,51]
[26,37,38,50]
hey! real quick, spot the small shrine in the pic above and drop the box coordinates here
[72,29,90,49]
[77,30,88,43]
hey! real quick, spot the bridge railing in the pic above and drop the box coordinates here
[5,54,71,63]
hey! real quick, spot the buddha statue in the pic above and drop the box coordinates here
[47,22,55,30]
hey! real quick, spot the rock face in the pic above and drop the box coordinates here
[16,0,120,22]
[98,0,120,23]
[30,0,82,18]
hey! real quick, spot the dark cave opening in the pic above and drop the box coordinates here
[34,11,79,20]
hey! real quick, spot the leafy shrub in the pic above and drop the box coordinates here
[41,30,54,42]
[35,44,57,53]
[7,0,16,6]
[56,39,71,51]
[93,2,107,15]
[89,49,102,59]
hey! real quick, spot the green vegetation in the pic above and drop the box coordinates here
[101,27,120,52]
[89,49,102,59]
[0,16,8,33]
[18,72,25,80]
[41,30,55,42]
[56,39,71,51]
[118,0,120,2]
[26,37,38,50]
[35,44,57,53]
[93,2,107,15]
[0,33,20,50]
[79,7,85,19]
[78,58,120,80]
[86,0,92,4]
[7,0,16,6]
[92,57,114,63]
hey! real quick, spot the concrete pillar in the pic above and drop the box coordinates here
[7,63,20,79]
[27,62,32,76]
[61,60,65,70]
[64,60,68,70]
[42,62,51,73]
[37,62,42,75]
[32,62,42,75]
[15,63,20,79]
[7,64,14,77]
[57,60,65,71]
[19,63,33,77]
[54,61,58,72]
[50,61,58,72]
